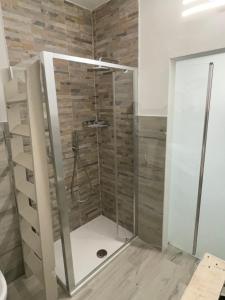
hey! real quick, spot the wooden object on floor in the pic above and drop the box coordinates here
[182,253,225,300]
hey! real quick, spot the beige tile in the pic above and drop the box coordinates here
[138,116,167,248]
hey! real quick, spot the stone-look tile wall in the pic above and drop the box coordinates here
[96,70,134,231]
[114,71,134,231]
[93,0,138,66]
[1,0,93,64]
[0,127,24,282]
[54,59,101,234]
[138,116,167,248]
[95,72,115,219]
[93,0,138,231]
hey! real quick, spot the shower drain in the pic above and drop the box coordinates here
[96,249,108,258]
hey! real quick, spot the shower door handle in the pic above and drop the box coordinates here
[192,62,214,256]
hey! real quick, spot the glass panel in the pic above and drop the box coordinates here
[168,59,209,253]
[114,70,135,239]
[168,53,225,259]
[49,57,136,290]
[197,53,225,259]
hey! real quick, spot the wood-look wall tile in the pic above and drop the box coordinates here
[138,116,167,248]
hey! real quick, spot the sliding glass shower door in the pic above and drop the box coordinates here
[42,51,138,295]
[168,52,225,259]
[196,53,225,259]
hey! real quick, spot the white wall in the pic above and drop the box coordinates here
[0,5,9,123]
[139,0,225,116]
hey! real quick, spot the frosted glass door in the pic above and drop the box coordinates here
[168,59,210,253]
[196,54,225,259]
[168,52,225,259]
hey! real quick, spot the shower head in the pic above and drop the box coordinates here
[87,66,112,72]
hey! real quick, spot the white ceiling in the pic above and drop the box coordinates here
[68,0,111,11]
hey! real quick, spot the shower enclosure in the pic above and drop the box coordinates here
[165,51,225,261]
[41,51,138,295]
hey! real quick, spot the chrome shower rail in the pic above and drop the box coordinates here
[44,51,136,71]
[40,51,138,296]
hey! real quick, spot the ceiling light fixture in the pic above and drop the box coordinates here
[182,0,225,16]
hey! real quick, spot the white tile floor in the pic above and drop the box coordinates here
[54,215,133,285]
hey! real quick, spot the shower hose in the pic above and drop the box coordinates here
[70,131,94,203]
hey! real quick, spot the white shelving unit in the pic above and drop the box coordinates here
[4,61,57,300]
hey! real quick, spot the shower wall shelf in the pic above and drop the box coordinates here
[4,61,57,300]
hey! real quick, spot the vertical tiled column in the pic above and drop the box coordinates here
[138,116,167,248]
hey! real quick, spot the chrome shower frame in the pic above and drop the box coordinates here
[40,51,138,296]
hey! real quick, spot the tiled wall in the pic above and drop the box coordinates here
[1,0,93,64]
[93,0,138,231]
[96,70,135,231]
[93,0,138,66]
[114,71,135,231]
[53,59,101,234]
[138,116,167,248]
[95,72,115,220]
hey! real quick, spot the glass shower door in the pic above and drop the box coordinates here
[113,70,135,239]
[196,53,225,259]
[168,52,225,260]
[168,59,210,254]
[42,51,138,295]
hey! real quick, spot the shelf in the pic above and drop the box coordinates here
[7,92,27,105]
[13,152,33,171]
[10,124,30,137]
[15,178,36,202]
[17,192,39,231]
[20,218,42,258]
